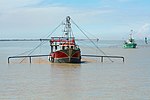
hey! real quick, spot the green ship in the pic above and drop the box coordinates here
[123,33,137,48]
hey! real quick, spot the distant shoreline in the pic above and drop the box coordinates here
[0,39,99,41]
[0,39,50,41]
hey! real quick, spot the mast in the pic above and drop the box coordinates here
[130,29,133,39]
[64,16,72,62]
[64,16,71,40]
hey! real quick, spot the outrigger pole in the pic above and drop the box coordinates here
[8,55,50,64]
[8,54,124,64]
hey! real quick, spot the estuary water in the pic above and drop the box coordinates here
[0,40,150,100]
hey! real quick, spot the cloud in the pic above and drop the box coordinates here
[0,0,36,9]
[0,0,42,15]
[0,2,115,38]
[0,0,114,26]
[0,0,146,37]
[0,0,71,38]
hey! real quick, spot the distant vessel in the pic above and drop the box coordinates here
[145,37,148,44]
[49,16,81,63]
[123,31,137,48]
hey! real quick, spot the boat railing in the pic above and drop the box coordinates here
[50,37,75,44]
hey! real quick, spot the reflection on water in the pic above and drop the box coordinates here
[50,63,82,100]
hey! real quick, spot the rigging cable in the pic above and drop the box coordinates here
[71,19,113,62]
[19,22,63,63]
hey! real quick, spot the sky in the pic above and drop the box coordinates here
[0,0,150,40]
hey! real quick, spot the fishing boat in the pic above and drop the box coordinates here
[7,16,125,64]
[49,16,81,63]
[123,33,137,48]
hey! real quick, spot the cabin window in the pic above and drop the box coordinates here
[71,46,73,49]
[62,46,65,50]
[55,46,57,50]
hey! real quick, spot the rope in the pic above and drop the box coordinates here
[19,21,63,63]
[71,19,113,62]
[19,41,46,63]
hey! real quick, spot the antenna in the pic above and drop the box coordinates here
[130,29,133,39]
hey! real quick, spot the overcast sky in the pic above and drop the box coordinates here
[0,0,150,39]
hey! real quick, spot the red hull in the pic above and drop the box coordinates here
[50,49,81,63]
